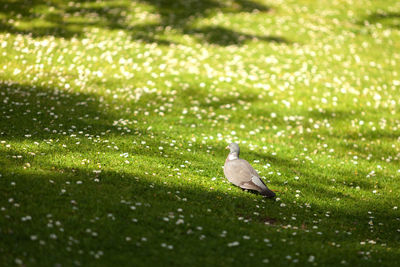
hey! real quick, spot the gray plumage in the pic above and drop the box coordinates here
[224,143,275,198]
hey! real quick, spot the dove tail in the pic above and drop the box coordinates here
[261,188,276,198]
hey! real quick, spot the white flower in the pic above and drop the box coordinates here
[227,241,240,247]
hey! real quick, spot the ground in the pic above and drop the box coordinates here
[0,0,400,266]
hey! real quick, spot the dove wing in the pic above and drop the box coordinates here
[224,159,268,191]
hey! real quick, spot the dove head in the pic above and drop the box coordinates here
[226,143,240,159]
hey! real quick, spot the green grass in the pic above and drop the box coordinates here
[1,0,400,266]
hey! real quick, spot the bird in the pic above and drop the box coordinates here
[224,143,276,198]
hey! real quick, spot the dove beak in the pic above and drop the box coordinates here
[225,145,229,150]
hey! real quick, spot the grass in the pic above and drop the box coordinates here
[1,0,400,266]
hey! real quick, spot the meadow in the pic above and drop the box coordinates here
[0,0,400,266]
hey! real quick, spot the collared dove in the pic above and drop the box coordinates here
[224,143,275,198]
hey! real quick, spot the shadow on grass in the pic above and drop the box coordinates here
[0,0,290,46]
[356,11,400,31]
[184,26,289,46]
[0,81,119,140]
[1,157,399,266]
[364,11,400,29]
[0,0,130,38]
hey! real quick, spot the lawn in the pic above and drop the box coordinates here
[0,0,400,266]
